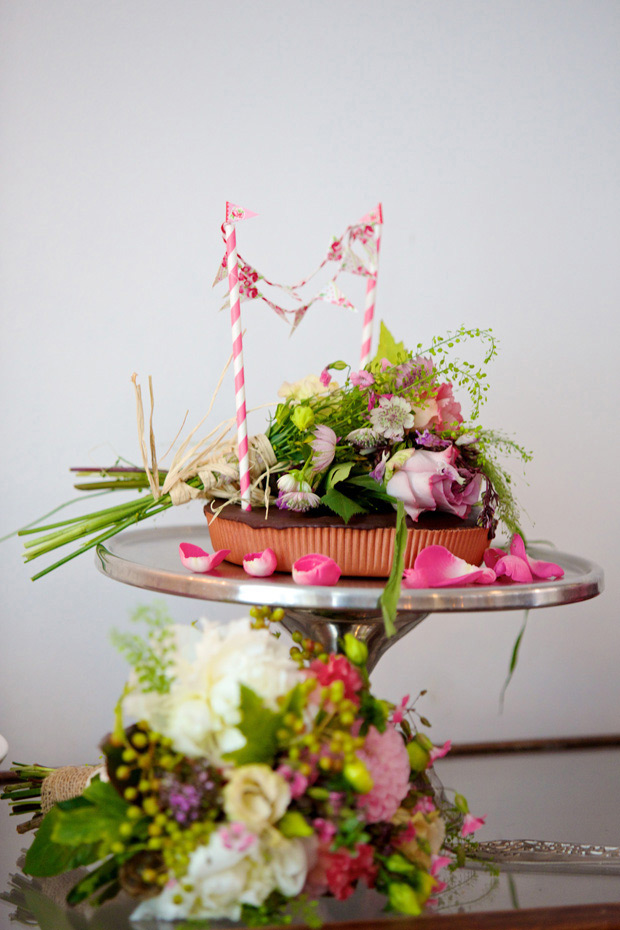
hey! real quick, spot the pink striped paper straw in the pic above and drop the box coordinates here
[359,203,383,368]
[223,202,257,511]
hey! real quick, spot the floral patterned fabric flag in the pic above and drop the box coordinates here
[213,206,382,333]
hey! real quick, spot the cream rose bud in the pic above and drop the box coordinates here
[223,765,291,832]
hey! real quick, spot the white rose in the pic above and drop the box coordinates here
[223,765,291,832]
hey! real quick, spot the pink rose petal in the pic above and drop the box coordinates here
[483,547,506,571]
[485,535,564,583]
[242,548,278,577]
[402,545,496,588]
[510,534,564,580]
[493,552,533,583]
[179,542,231,573]
[292,553,341,586]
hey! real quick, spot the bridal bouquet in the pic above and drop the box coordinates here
[4,607,484,923]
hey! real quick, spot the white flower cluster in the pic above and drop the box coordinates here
[123,618,303,765]
[132,826,313,922]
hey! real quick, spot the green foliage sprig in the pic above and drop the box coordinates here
[110,603,176,695]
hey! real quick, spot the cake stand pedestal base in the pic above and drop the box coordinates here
[279,608,429,672]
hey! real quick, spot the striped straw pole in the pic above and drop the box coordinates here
[223,221,251,510]
[359,204,383,368]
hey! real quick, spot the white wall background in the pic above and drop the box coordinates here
[1,0,619,767]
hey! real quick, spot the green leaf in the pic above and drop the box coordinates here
[66,855,121,905]
[379,500,407,637]
[345,474,396,503]
[372,322,407,367]
[499,610,529,711]
[320,488,367,524]
[223,685,281,765]
[52,779,129,847]
[359,691,388,733]
[325,461,355,491]
[24,807,99,877]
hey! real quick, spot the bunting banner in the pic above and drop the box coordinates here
[213,205,382,334]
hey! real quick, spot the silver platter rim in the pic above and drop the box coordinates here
[95,524,604,613]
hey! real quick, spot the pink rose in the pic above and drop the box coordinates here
[432,382,463,431]
[386,446,481,521]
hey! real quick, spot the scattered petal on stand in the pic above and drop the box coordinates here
[403,546,496,588]
[292,553,341,586]
[243,548,278,577]
[179,542,231,573]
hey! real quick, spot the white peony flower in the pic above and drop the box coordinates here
[130,827,313,922]
[123,618,303,766]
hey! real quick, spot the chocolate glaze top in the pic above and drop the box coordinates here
[205,504,485,532]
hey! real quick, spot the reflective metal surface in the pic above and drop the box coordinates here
[473,840,620,874]
[96,523,604,612]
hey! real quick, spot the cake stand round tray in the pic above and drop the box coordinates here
[96,523,603,672]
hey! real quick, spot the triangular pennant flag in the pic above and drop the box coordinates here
[212,256,228,287]
[318,280,356,310]
[226,201,259,224]
[341,246,372,276]
[357,203,383,226]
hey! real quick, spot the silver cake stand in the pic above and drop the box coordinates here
[94,525,614,875]
[95,523,603,672]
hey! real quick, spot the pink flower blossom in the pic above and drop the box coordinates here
[319,368,331,387]
[276,764,308,799]
[350,370,375,387]
[276,475,321,512]
[431,854,453,875]
[357,725,411,823]
[386,445,482,521]
[402,546,496,588]
[307,654,363,702]
[461,813,486,837]
[391,694,410,724]
[429,739,452,763]
[484,534,564,582]
[313,818,337,844]
[178,543,231,573]
[324,843,378,901]
[309,424,338,472]
[292,553,342,586]
[219,821,257,853]
[413,797,436,815]
[432,382,463,431]
[242,548,277,577]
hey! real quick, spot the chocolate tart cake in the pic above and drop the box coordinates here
[205,505,493,578]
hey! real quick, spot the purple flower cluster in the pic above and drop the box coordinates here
[163,767,216,825]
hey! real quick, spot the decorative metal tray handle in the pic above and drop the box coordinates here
[473,839,620,873]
